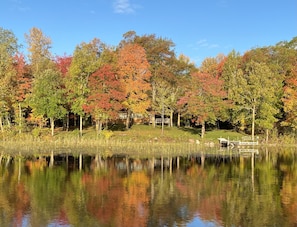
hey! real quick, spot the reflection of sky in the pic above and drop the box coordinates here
[21,214,221,227]
[21,215,29,227]
[48,222,72,227]
[187,217,222,227]
[21,215,72,227]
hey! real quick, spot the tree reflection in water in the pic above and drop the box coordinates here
[0,148,296,227]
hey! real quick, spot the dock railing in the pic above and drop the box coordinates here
[218,136,259,147]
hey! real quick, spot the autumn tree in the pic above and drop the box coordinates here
[66,38,103,136]
[83,64,125,135]
[199,55,230,127]
[153,65,176,133]
[0,27,18,132]
[55,55,72,130]
[55,55,72,77]
[134,33,176,127]
[178,71,226,138]
[25,27,53,76]
[12,53,31,133]
[117,43,152,129]
[172,54,196,127]
[200,56,222,77]
[152,57,193,132]
[268,39,297,135]
[282,63,297,130]
[154,54,195,130]
[120,32,178,127]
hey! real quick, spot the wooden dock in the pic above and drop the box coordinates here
[238,148,259,155]
[218,137,258,147]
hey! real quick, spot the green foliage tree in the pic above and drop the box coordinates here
[153,66,176,133]
[0,27,18,132]
[67,38,103,136]
[231,60,279,140]
[221,50,243,129]
[29,68,67,136]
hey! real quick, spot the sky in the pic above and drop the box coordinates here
[1,0,296,66]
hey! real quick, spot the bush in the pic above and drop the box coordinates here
[31,127,41,138]
[101,130,114,140]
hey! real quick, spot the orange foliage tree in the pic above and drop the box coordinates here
[117,43,152,129]
[282,63,297,129]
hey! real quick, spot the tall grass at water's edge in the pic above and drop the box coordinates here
[1,125,297,155]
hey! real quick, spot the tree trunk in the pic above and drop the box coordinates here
[95,119,99,132]
[0,117,3,132]
[80,115,83,137]
[161,103,164,135]
[95,119,102,136]
[266,129,269,144]
[5,114,11,128]
[105,118,108,130]
[252,105,256,141]
[79,153,82,171]
[18,103,22,134]
[50,117,55,136]
[152,81,156,128]
[177,112,181,128]
[170,109,173,127]
[49,150,54,167]
[151,114,156,128]
[125,110,131,129]
[65,113,69,131]
[201,121,205,138]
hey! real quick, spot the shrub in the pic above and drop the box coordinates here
[101,130,114,140]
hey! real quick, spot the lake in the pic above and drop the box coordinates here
[0,147,296,227]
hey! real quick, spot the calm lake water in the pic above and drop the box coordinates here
[1,147,297,227]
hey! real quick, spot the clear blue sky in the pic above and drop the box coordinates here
[1,0,296,66]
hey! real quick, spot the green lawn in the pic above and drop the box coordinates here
[98,124,246,143]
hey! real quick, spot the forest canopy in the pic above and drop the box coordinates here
[0,26,297,139]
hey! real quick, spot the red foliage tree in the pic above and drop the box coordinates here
[178,72,226,138]
[55,55,72,77]
[83,64,125,133]
[13,53,32,133]
[13,53,31,103]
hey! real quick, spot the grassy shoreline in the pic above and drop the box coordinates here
[1,125,297,156]
[1,124,246,144]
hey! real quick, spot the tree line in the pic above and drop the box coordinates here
[0,27,297,140]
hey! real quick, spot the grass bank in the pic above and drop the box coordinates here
[1,125,297,156]
[0,124,246,154]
